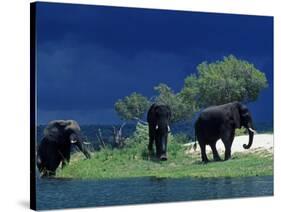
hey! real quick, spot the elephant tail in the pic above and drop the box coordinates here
[193,130,197,151]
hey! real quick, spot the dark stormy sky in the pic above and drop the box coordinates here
[36,2,273,125]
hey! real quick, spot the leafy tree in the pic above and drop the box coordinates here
[114,92,150,121]
[178,74,199,112]
[180,55,268,108]
[154,83,197,123]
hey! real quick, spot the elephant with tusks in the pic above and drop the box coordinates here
[147,104,171,161]
[37,120,91,177]
[195,102,256,163]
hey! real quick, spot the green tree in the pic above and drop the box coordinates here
[180,55,268,108]
[115,92,150,121]
[178,74,200,112]
[154,83,197,123]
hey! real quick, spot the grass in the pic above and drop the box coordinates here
[57,123,273,180]
[57,142,273,180]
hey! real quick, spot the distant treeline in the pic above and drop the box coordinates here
[36,124,136,149]
[36,121,273,149]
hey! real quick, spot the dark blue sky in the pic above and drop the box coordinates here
[36,2,273,124]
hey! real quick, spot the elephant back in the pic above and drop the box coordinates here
[43,120,81,141]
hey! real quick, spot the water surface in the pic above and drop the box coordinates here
[36,176,273,210]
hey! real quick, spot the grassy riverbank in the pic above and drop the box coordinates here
[57,149,272,180]
[57,126,272,179]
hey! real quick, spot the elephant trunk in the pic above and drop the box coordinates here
[79,142,91,159]
[243,127,255,149]
[159,137,167,161]
[156,119,169,161]
[83,148,91,159]
[70,133,91,159]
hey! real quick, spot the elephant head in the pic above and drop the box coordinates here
[44,120,91,159]
[232,102,256,149]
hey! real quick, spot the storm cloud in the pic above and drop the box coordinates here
[36,2,273,124]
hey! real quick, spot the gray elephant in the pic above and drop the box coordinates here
[195,102,256,163]
[147,104,171,160]
[37,120,91,177]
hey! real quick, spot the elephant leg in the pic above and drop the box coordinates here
[155,139,161,158]
[224,144,231,160]
[210,142,221,161]
[222,130,235,160]
[64,149,70,163]
[148,137,154,152]
[47,170,56,177]
[61,160,67,169]
[199,142,209,163]
[58,148,70,169]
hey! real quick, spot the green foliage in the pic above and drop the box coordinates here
[129,122,149,144]
[154,83,197,123]
[126,122,176,157]
[179,74,200,111]
[235,127,248,136]
[172,133,193,144]
[114,55,267,124]
[114,92,150,121]
[180,55,268,108]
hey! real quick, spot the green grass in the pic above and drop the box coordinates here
[57,143,272,180]
[57,123,273,180]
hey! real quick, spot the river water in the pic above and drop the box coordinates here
[36,176,273,210]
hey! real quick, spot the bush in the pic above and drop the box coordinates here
[125,122,180,159]
[130,122,149,144]
[127,122,175,143]
[173,133,193,144]
[235,127,248,136]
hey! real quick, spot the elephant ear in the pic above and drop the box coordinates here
[65,120,81,132]
[43,120,67,138]
[147,103,157,123]
[231,103,241,129]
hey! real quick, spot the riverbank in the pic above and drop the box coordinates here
[185,133,274,154]
[57,134,273,180]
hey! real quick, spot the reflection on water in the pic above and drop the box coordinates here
[36,176,273,210]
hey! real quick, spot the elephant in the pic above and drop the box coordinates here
[37,120,91,177]
[194,101,256,163]
[147,103,171,160]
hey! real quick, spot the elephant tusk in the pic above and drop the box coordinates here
[155,125,159,130]
[83,141,91,145]
[248,128,257,134]
[70,140,77,144]
[167,125,171,133]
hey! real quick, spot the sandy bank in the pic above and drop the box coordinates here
[185,134,273,154]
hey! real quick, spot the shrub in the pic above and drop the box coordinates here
[235,127,248,136]
[173,133,193,144]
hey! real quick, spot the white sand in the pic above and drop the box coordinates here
[184,134,273,154]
